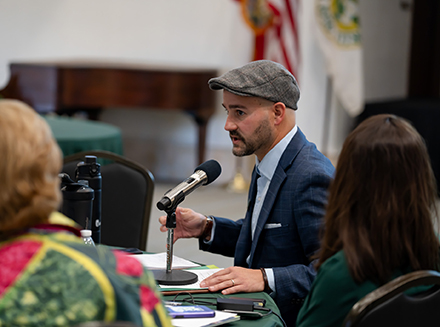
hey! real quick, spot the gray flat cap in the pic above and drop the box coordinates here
[208,60,300,110]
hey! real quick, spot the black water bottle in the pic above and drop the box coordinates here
[76,156,102,244]
[60,173,95,230]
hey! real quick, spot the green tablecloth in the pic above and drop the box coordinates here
[107,248,284,327]
[42,115,123,157]
[162,292,284,327]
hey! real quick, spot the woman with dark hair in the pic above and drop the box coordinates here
[296,114,439,327]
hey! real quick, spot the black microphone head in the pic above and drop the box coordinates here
[194,159,222,185]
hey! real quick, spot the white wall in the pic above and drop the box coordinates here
[360,0,413,102]
[0,0,413,182]
[0,0,253,85]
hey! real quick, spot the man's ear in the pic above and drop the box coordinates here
[273,102,286,125]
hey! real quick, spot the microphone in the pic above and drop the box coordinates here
[157,159,222,211]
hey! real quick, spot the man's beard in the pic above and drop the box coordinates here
[230,119,272,157]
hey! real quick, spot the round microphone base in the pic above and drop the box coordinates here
[152,269,198,286]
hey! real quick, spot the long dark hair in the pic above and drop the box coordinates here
[317,114,439,284]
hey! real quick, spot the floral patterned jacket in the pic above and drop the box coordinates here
[0,212,171,327]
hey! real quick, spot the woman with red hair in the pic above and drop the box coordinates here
[0,99,171,327]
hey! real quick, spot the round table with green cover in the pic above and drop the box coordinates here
[42,115,123,157]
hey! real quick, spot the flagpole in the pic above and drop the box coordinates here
[321,75,332,156]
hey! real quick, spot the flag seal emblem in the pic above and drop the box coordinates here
[316,0,360,48]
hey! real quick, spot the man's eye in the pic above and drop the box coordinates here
[237,110,245,116]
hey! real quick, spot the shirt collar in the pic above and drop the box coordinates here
[256,125,297,180]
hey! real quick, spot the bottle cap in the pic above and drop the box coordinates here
[80,229,92,237]
[85,156,97,164]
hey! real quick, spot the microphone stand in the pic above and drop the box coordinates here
[152,199,198,285]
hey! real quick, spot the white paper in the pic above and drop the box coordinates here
[135,252,201,269]
[159,268,223,289]
[171,310,239,327]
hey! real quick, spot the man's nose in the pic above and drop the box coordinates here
[224,117,236,131]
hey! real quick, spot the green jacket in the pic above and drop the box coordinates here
[296,250,422,327]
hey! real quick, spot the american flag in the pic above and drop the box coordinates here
[237,0,301,79]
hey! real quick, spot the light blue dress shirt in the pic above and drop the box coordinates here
[206,125,298,295]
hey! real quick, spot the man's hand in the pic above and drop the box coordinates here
[200,267,265,295]
[158,207,206,242]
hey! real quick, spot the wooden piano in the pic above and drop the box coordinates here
[0,61,218,164]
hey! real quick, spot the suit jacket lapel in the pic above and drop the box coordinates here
[248,128,308,267]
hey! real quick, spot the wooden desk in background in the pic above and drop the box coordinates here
[0,61,217,164]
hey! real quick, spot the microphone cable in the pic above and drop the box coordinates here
[170,292,217,306]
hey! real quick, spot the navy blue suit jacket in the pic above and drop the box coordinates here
[199,128,335,326]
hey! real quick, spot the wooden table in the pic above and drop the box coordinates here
[0,61,217,164]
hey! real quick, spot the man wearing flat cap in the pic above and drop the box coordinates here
[159,60,335,326]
